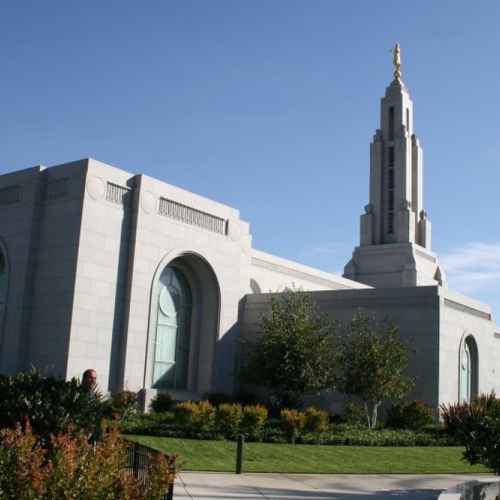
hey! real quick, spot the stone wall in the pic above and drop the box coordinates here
[241,286,442,411]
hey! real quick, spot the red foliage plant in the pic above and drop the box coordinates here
[0,421,176,500]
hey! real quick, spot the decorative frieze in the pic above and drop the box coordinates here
[106,182,131,206]
[158,197,227,235]
[0,186,21,205]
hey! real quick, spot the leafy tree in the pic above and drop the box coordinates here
[335,313,413,429]
[240,289,337,408]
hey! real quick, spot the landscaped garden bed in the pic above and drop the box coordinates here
[122,412,457,447]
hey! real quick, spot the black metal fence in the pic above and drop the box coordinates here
[124,442,175,500]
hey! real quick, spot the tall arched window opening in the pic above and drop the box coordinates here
[459,336,478,403]
[152,266,192,390]
[388,106,395,141]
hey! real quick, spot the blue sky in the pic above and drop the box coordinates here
[2,2,500,319]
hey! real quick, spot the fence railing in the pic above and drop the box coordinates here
[124,442,175,500]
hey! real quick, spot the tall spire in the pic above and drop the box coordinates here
[344,46,446,288]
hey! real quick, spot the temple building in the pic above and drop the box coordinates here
[1,47,498,410]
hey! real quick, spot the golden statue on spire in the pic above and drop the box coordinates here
[393,43,402,81]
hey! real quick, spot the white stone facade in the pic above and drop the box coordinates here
[242,287,500,410]
[0,65,498,412]
[0,158,365,406]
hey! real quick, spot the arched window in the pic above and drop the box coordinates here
[0,250,6,303]
[147,252,220,396]
[152,266,192,390]
[460,336,478,403]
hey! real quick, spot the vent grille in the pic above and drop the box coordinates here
[158,197,226,235]
[106,182,130,205]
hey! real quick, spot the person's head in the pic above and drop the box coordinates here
[82,369,97,391]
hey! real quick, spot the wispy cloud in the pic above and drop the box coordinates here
[440,242,500,294]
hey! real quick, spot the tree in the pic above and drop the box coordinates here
[240,289,337,408]
[335,312,413,429]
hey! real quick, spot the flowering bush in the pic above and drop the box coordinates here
[280,409,306,443]
[175,400,215,435]
[0,422,175,499]
[216,403,242,438]
[241,405,269,441]
[304,407,329,433]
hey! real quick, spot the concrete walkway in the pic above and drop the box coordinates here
[175,473,498,499]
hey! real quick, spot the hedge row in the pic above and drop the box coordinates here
[122,413,458,446]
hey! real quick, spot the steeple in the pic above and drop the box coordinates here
[344,45,445,288]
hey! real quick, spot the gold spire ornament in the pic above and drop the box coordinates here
[393,43,402,81]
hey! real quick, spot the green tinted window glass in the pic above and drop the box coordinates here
[152,267,192,390]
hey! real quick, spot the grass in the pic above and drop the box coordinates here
[125,435,489,474]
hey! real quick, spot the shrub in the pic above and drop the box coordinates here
[280,409,306,443]
[344,401,366,427]
[0,422,176,499]
[120,413,176,436]
[461,414,500,474]
[240,404,268,441]
[175,401,215,435]
[473,392,500,412]
[304,407,329,433]
[111,390,138,420]
[440,393,500,472]
[150,393,175,414]
[440,402,471,437]
[441,392,500,439]
[320,425,456,446]
[0,370,109,442]
[386,401,434,430]
[215,403,242,439]
[261,425,288,443]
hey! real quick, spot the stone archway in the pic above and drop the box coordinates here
[146,252,220,396]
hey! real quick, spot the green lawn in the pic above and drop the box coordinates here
[125,435,489,474]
